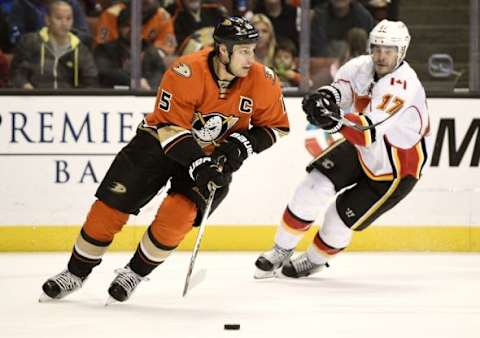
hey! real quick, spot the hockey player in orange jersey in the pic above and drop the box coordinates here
[255,20,432,279]
[41,16,289,303]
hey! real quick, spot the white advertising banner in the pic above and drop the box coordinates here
[1,96,479,227]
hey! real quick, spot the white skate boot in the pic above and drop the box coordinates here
[281,252,329,278]
[40,269,85,301]
[254,244,293,279]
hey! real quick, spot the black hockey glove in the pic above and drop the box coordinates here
[302,86,343,133]
[212,132,254,174]
[189,156,228,199]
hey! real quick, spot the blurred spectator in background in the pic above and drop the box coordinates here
[288,0,326,6]
[177,25,214,55]
[94,0,177,57]
[172,0,226,52]
[0,0,15,14]
[165,0,232,15]
[7,0,92,47]
[359,0,398,21]
[0,5,15,53]
[94,6,165,89]
[78,0,115,16]
[231,0,253,17]
[310,26,368,95]
[0,5,13,87]
[253,0,298,52]
[250,13,276,67]
[79,0,100,16]
[9,1,98,89]
[334,26,368,70]
[0,49,9,87]
[273,37,299,87]
[163,0,181,15]
[310,0,374,57]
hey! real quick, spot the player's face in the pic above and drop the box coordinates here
[230,44,256,77]
[46,3,73,40]
[371,44,398,77]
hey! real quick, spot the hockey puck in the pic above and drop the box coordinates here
[224,324,240,330]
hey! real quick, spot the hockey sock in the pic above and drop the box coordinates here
[67,200,129,278]
[68,229,110,278]
[274,207,314,250]
[128,226,176,277]
[306,232,345,265]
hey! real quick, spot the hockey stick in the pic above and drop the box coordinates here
[182,185,216,297]
[188,268,207,291]
[182,156,226,297]
[329,110,395,132]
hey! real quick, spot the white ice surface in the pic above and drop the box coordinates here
[0,252,479,338]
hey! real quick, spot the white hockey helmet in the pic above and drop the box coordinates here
[368,19,411,68]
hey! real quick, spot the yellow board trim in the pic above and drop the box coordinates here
[1,225,480,252]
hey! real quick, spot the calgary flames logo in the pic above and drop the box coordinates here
[192,112,239,146]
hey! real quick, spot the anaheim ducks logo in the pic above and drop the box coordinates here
[192,112,239,146]
[109,181,127,194]
[173,63,192,78]
[264,66,275,82]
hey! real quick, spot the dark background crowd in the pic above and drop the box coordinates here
[0,0,402,90]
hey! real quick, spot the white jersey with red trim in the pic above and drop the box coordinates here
[332,55,432,180]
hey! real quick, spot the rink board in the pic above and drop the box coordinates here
[1,96,480,251]
[1,225,480,252]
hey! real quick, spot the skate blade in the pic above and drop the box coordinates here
[104,296,118,306]
[38,292,55,303]
[253,268,278,279]
[189,268,207,291]
[182,268,207,297]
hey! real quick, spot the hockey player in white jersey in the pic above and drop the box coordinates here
[254,19,432,278]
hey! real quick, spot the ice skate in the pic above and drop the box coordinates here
[281,252,329,278]
[254,244,293,279]
[106,265,148,304]
[39,269,85,302]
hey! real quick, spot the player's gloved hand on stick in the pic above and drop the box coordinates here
[189,156,228,198]
[302,88,343,133]
[212,132,254,174]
